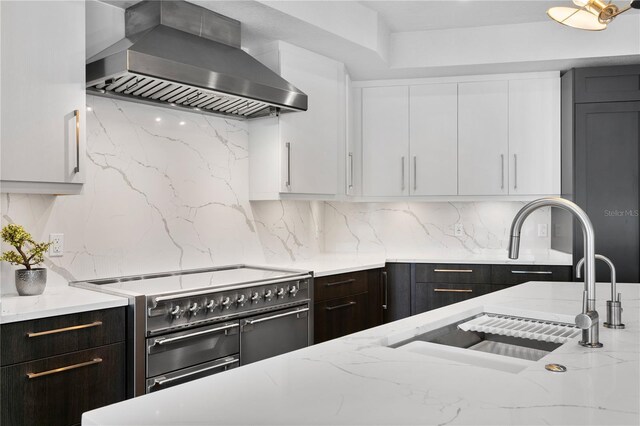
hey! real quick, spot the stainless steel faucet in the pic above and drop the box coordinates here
[508,197,603,348]
[577,255,625,329]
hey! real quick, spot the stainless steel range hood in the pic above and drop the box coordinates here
[86,1,307,119]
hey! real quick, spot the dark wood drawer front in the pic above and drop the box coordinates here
[575,66,640,103]
[1,342,126,426]
[314,292,369,344]
[1,308,125,366]
[415,264,491,284]
[491,265,572,285]
[413,282,508,315]
[314,271,368,303]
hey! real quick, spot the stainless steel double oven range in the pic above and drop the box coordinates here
[72,265,312,396]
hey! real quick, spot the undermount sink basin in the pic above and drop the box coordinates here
[391,313,579,373]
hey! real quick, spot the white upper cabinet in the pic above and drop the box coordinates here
[249,42,343,199]
[409,83,458,196]
[508,78,561,195]
[458,80,509,196]
[362,86,409,197]
[1,1,86,194]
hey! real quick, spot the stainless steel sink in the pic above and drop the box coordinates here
[392,319,561,362]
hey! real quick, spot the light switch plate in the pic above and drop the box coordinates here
[537,224,549,238]
[49,233,64,257]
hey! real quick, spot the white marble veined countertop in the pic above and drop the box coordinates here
[0,284,128,324]
[0,250,572,323]
[270,249,573,277]
[82,281,639,425]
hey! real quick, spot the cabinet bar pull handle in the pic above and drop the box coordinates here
[285,142,291,188]
[500,154,504,190]
[348,152,354,190]
[325,278,356,287]
[513,154,517,190]
[382,271,388,310]
[27,321,102,338]
[152,323,239,346]
[326,301,357,311]
[244,307,309,326]
[27,358,102,379]
[434,288,473,293]
[401,157,406,191]
[74,109,80,173]
[413,156,417,191]
[511,270,553,275]
[433,269,473,273]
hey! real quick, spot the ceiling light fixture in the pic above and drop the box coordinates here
[548,0,640,30]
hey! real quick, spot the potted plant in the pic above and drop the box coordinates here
[0,224,52,296]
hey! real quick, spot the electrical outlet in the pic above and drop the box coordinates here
[537,224,549,238]
[49,233,64,257]
[454,223,464,237]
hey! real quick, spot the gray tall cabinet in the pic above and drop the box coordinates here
[555,66,640,282]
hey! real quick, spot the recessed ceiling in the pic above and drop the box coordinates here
[362,0,637,32]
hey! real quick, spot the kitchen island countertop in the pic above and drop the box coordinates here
[82,280,639,425]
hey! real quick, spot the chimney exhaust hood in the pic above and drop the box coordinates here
[86,1,307,119]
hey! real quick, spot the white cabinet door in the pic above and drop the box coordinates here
[1,1,86,189]
[409,83,458,196]
[279,45,340,195]
[458,81,508,195]
[362,86,409,197]
[508,78,561,195]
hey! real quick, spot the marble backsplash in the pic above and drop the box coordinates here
[1,96,551,294]
[322,201,550,255]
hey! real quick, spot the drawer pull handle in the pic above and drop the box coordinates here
[27,358,102,379]
[511,270,553,275]
[433,288,473,293]
[433,269,474,273]
[152,323,239,347]
[26,321,103,338]
[325,278,356,287]
[326,301,357,311]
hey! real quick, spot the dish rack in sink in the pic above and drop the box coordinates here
[458,313,581,344]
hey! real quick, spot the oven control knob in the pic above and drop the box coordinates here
[250,292,260,303]
[276,287,285,298]
[221,297,232,309]
[205,299,218,312]
[289,285,299,297]
[236,294,246,307]
[169,305,183,320]
[264,290,273,301]
[188,302,201,317]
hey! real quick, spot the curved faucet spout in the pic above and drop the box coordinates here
[508,197,601,348]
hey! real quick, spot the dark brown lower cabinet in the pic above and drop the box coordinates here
[0,307,126,426]
[2,343,125,426]
[313,269,383,344]
[314,293,369,343]
[413,282,509,314]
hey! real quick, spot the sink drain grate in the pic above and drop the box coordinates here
[458,313,581,344]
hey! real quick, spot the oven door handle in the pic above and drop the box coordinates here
[151,357,238,388]
[151,323,239,347]
[243,307,309,326]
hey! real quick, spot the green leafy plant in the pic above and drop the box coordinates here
[0,224,52,270]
